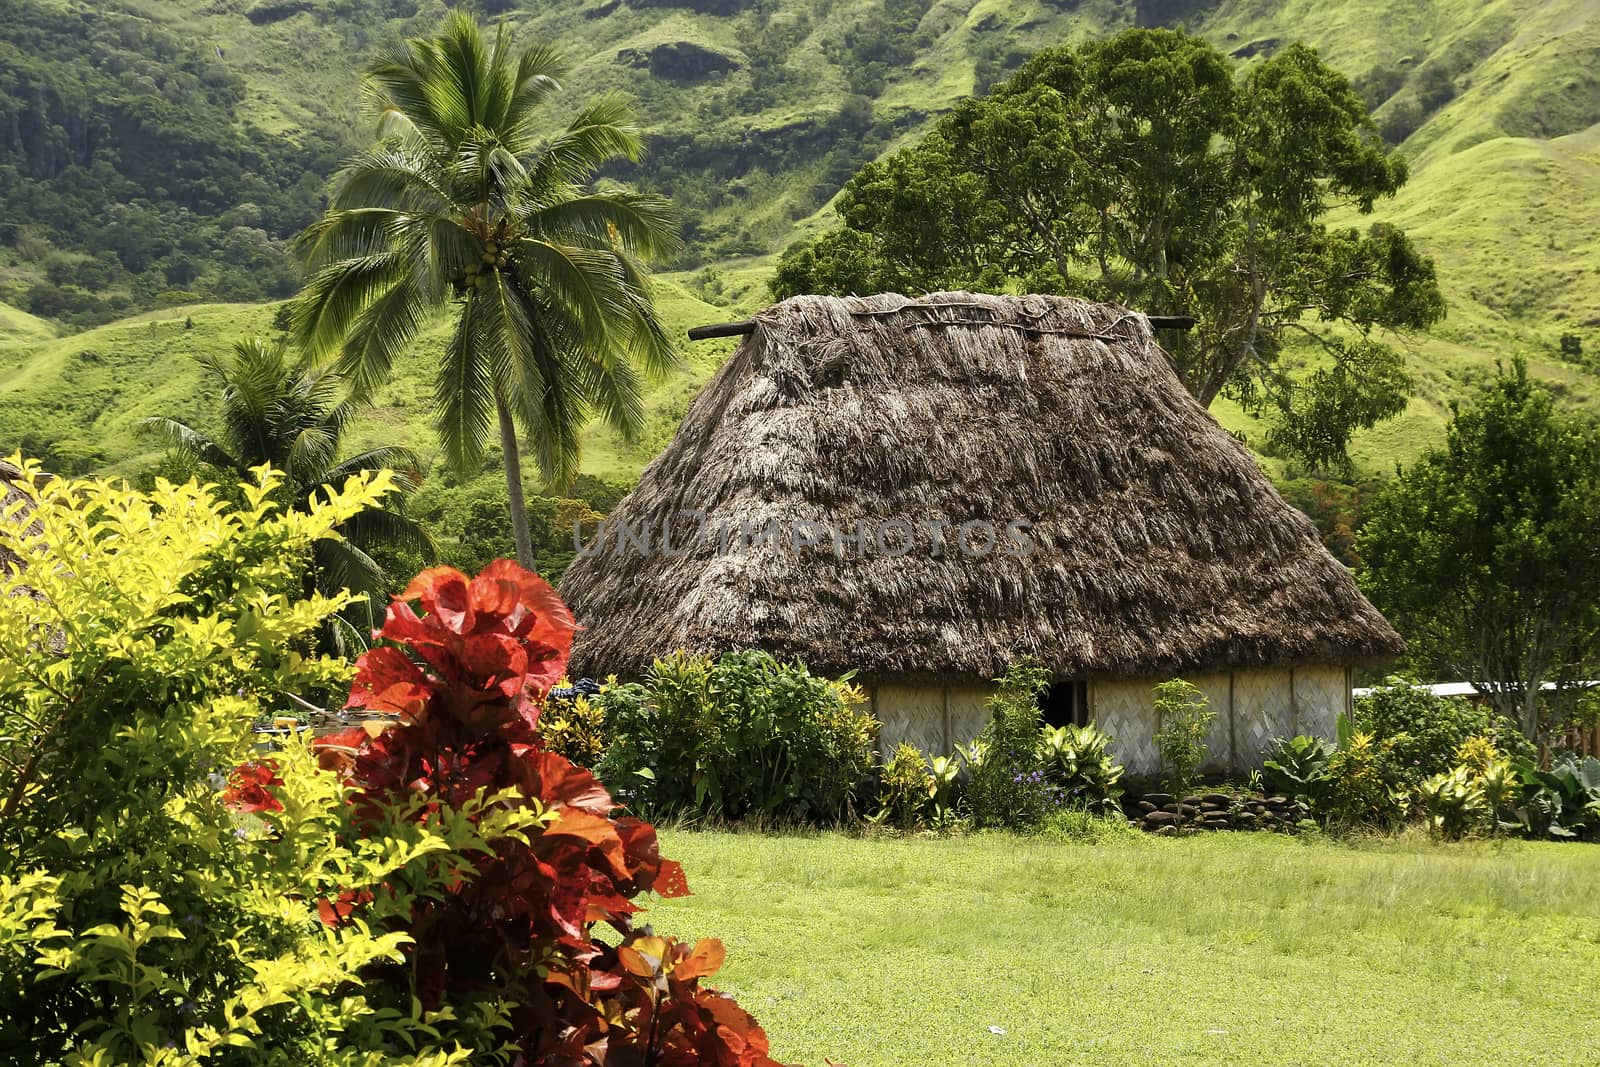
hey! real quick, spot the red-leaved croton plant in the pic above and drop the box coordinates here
[249,560,783,1065]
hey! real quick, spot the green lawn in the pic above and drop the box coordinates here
[650,830,1600,1066]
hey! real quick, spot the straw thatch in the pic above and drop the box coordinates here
[560,292,1403,682]
[0,458,36,577]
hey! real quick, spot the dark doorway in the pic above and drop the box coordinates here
[1041,680,1089,728]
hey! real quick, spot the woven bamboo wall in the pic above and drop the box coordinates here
[874,667,1350,773]
[874,683,991,758]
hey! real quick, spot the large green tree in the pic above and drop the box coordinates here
[141,337,433,642]
[1357,359,1600,742]
[293,12,679,567]
[773,30,1444,469]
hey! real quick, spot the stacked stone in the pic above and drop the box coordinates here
[1130,793,1303,835]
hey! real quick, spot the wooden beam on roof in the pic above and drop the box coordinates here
[687,311,1196,341]
[686,319,756,341]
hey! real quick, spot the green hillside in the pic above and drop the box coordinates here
[1,0,1597,481]
[0,279,742,480]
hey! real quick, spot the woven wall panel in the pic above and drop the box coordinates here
[1293,665,1347,741]
[875,684,947,757]
[1094,679,1161,776]
[1232,669,1294,766]
[947,686,992,750]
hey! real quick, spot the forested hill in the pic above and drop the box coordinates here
[1,0,1598,476]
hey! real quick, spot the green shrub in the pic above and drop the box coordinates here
[926,753,965,828]
[1325,731,1409,829]
[1506,754,1600,840]
[1261,735,1334,808]
[1418,766,1488,839]
[0,459,478,1061]
[879,743,934,830]
[540,690,610,767]
[968,660,1052,829]
[1354,680,1495,780]
[1038,723,1124,815]
[596,650,877,822]
[1153,679,1214,795]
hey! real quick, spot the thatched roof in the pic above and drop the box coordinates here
[560,293,1403,682]
[0,458,35,577]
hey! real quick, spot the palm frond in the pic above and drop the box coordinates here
[527,94,644,189]
[326,446,426,490]
[293,250,413,365]
[434,295,497,473]
[339,506,437,561]
[614,247,682,380]
[514,239,629,355]
[334,269,442,397]
[327,149,457,215]
[136,417,240,474]
[314,536,388,604]
[521,191,681,260]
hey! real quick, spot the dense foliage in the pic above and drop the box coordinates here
[1358,359,1600,742]
[772,28,1444,469]
[596,650,877,822]
[313,561,784,1064]
[140,336,434,646]
[0,1,342,325]
[1153,679,1214,795]
[1352,681,1495,780]
[0,461,436,1060]
[1037,724,1124,816]
[0,462,783,1063]
[1260,735,1335,809]
[294,12,679,567]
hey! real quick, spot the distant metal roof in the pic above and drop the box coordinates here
[1352,680,1600,698]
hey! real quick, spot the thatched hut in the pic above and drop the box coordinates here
[559,293,1403,774]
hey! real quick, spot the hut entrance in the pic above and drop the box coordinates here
[1042,680,1089,728]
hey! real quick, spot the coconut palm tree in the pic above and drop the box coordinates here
[292,12,679,567]
[141,337,434,642]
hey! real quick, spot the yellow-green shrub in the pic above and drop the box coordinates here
[0,458,504,1064]
[540,692,610,767]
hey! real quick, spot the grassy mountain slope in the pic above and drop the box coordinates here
[0,279,739,480]
[0,300,55,347]
[1,0,1598,481]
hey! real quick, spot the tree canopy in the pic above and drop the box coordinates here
[1357,358,1600,742]
[293,12,679,567]
[140,336,432,645]
[772,29,1445,469]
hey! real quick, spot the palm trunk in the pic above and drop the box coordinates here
[498,399,536,569]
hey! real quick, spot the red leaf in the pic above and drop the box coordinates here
[674,938,726,982]
[346,646,430,717]
[653,859,691,899]
[221,759,284,813]
[398,565,475,634]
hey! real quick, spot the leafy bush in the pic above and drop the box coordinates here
[1261,735,1335,807]
[1418,766,1488,839]
[0,460,465,1061]
[540,690,610,767]
[1038,723,1124,815]
[1153,679,1215,795]
[313,563,785,1065]
[1506,754,1600,840]
[1324,731,1409,829]
[968,660,1053,829]
[0,460,785,1063]
[1354,680,1496,781]
[879,743,934,830]
[596,650,877,822]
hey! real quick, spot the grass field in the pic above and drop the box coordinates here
[650,830,1600,1066]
